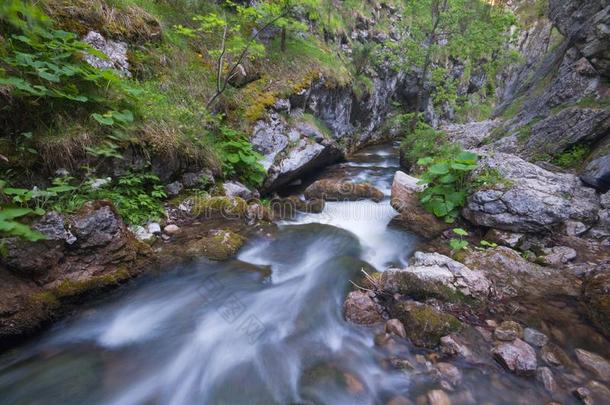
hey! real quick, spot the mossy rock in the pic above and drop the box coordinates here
[50,267,132,300]
[190,196,248,220]
[385,271,476,306]
[186,230,246,261]
[389,301,462,348]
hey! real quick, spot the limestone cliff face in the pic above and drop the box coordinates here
[486,0,610,191]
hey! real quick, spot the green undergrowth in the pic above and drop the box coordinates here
[553,144,591,169]
[399,114,460,171]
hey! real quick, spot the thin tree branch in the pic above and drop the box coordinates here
[206,10,289,109]
[216,23,228,95]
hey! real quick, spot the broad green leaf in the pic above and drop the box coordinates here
[456,151,478,165]
[0,207,33,220]
[452,227,469,236]
[92,113,114,126]
[428,162,450,175]
[451,162,478,171]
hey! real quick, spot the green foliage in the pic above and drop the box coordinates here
[553,144,591,169]
[454,97,493,123]
[51,172,167,225]
[449,227,469,252]
[92,173,166,224]
[471,167,512,190]
[0,179,47,241]
[418,150,478,223]
[216,125,266,187]
[384,0,517,115]
[479,240,497,248]
[399,115,459,169]
[0,2,134,105]
[0,178,47,241]
[1,170,167,230]
[0,207,46,242]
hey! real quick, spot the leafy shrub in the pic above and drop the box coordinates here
[216,125,266,187]
[0,207,46,242]
[553,144,590,169]
[0,180,46,241]
[418,150,479,223]
[52,172,167,225]
[449,228,469,253]
[400,115,459,170]
[0,2,134,111]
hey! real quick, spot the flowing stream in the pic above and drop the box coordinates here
[0,144,425,405]
[2,143,603,404]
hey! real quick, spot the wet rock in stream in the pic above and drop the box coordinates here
[344,291,384,325]
[304,179,384,202]
[185,229,247,261]
[492,338,537,376]
[380,251,491,303]
[575,348,610,382]
[388,301,462,348]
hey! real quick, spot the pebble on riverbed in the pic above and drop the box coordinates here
[494,320,523,341]
[492,338,537,376]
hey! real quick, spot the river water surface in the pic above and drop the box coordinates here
[0,144,425,405]
[0,144,605,405]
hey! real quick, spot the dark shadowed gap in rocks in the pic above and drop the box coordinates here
[0,144,604,405]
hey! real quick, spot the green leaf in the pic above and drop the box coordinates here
[416,157,434,166]
[91,113,114,126]
[440,173,457,184]
[446,191,466,205]
[455,151,478,165]
[226,153,240,164]
[428,162,450,175]
[47,185,77,193]
[451,162,478,171]
[480,240,498,248]
[0,207,34,220]
[429,199,449,217]
[452,227,469,236]
[449,238,468,252]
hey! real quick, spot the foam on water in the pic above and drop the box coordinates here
[0,144,417,405]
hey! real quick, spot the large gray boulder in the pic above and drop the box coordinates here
[380,252,491,302]
[442,120,500,149]
[223,181,259,201]
[463,152,600,232]
[251,112,342,192]
[581,154,610,192]
[462,246,580,299]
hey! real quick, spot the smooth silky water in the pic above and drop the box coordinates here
[0,144,424,405]
[1,143,603,405]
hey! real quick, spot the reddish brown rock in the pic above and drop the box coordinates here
[492,338,537,376]
[344,291,384,324]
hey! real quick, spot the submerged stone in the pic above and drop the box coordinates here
[492,338,537,376]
